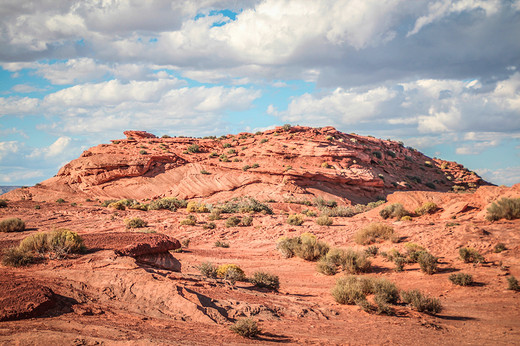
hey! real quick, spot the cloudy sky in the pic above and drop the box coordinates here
[0,0,519,186]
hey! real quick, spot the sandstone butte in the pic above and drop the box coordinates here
[0,125,519,345]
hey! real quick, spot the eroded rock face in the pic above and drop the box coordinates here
[0,275,57,321]
[5,126,491,204]
[82,232,181,256]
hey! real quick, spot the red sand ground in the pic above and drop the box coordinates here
[1,184,519,345]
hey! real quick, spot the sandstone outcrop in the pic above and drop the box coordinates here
[4,126,490,204]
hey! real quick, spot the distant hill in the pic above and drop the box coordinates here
[0,186,22,195]
[1,126,490,204]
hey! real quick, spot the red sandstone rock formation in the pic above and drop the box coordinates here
[4,127,491,204]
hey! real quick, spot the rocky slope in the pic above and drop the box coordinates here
[4,126,489,204]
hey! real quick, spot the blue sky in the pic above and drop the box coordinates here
[0,0,519,186]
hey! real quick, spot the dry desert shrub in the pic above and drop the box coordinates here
[230,318,261,338]
[148,197,187,211]
[400,289,442,314]
[379,203,409,220]
[276,233,329,261]
[2,247,34,267]
[449,273,473,286]
[316,215,333,226]
[125,217,147,229]
[415,202,438,216]
[486,197,520,221]
[186,201,209,213]
[180,215,196,226]
[459,247,484,263]
[217,264,246,284]
[198,262,218,278]
[250,271,280,290]
[354,223,394,245]
[507,276,519,291]
[287,213,304,226]
[0,217,25,233]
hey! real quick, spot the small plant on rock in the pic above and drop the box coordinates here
[316,215,333,226]
[0,217,25,233]
[486,197,520,221]
[250,271,280,290]
[379,203,409,220]
[214,240,230,248]
[125,217,147,229]
[494,243,507,253]
[459,247,484,263]
[354,223,394,245]
[507,275,520,291]
[415,202,438,216]
[401,289,442,314]
[449,273,473,286]
[230,318,261,338]
[198,262,218,278]
[180,215,197,226]
[287,213,305,226]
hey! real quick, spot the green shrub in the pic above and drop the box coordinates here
[214,240,230,248]
[449,273,473,286]
[401,290,442,314]
[425,182,436,190]
[486,198,520,221]
[250,271,280,290]
[0,199,7,208]
[19,232,49,255]
[139,150,147,155]
[187,144,200,153]
[317,257,338,275]
[241,215,253,226]
[186,201,209,213]
[282,124,291,131]
[198,262,218,278]
[260,138,268,143]
[316,215,333,226]
[293,233,329,261]
[459,247,484,263]
[2,247,34,267]
[216,264,246,283]
[393,256,407,272]
[125,217,147,229]
[354,223,394,245]
[331,276,368,305]
[415,202,438,216]
[287,213,304,226]
[0,217,25,233]
[242,165,251,171]
[148,197,187,211]
[494,243,507,253]
[332,276,398,309]
[507,275,520,291]
[34,205,41,210]
[417,251,438,274]
[313,197,337,208]
[341,248,371,274]
[379,203,409,220]
[56,198,66,204]
[180,215,196,226]
[223,143,231,148]
[200,169,211,175]
[46,229,85,257]
[214,197,272,214]
[225,216,241,227]
[276,236,300,258]
[364,245,379,257]
[203,222,216,229]
[208,210,221,220]
[230,318,260,338]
